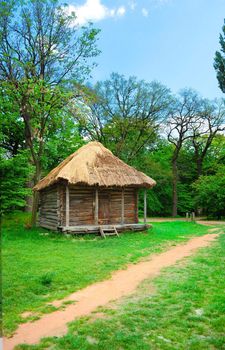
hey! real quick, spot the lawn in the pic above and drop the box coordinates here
[2,213,212,336]
[17,227,225,350]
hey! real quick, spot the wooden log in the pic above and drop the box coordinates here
[121,188,124,224]
[60,223,152,234]
[94,188,98,225]
[66,185,70,227]
[39,213,58,219]
[39,223,58,230]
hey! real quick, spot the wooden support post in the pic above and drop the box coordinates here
[66,185,70,228]
[144,188,147,224]
[95,188,99,225]
[186,212,189,221]
[136,190,139,223]
[121,188,124,224]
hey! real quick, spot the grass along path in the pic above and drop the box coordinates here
[15,227,225,350]
[2,213,215,336]
[3,232,219,350]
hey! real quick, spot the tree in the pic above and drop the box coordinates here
[0,0,100,225]
[214,19,225,93]
[167,89,201,217]
[42,114,85,172]
[0,149,33,213]
[138,140,173,217]
[191,98,225,177]
[0,83,25,156]
[72,73,172,162]
[194,165,225,219]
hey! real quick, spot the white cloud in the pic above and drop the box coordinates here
[66,0,126,26]
[129,1,136,11]
[117,6,126,17]
[141,7,149,17]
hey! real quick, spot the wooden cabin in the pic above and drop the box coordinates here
[34,142,156,234]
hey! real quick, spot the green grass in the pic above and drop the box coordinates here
[17,227,225,350]
[2,212,212,336]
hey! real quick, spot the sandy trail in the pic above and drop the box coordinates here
[148,217,225,226]
[4,233,219,350]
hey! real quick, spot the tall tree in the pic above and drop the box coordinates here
[167,89,201,217]
[0,0,100,225]
[191,98,225,177]
[214,19,225,93]
[72,73,172,162]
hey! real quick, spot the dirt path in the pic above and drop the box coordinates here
[196,220,225,226]
[148,217,225,226]
[4,232,219,350]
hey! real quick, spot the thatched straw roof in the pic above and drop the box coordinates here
[34,141,156,191]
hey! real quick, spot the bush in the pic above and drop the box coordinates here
[0,150,33,214]
[193,166,225,219]
[40,272,55,287]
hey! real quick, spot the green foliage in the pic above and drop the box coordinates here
[177,183,195,214]
[74,73,172,161]
[0,83,25,156]
[0,0,100,84]
[194,166,225,218]
[203,134,225,172]
[137,141,173,216]
[41,115,85,172]
[0,151,33,213]
[0,0,101,225]
[214,19,225,93]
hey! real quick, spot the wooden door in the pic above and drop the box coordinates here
[99,193,110,224]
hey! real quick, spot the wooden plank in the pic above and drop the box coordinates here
[95,188,99,225]
[60,223,151,234]
[114,226,119,237]
[66,185,70,227]
[121,188,124,224]
[100,226,106,238]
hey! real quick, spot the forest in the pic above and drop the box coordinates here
[1,0,225,223]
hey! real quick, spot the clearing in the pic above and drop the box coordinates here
[2,213,211,336]
[3,232,219,350]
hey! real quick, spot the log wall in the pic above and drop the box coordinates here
[61,186,95,226]
[60,186,138,226]
[38,185,59,230]
[124,188,138,224]
[39,185,139,230]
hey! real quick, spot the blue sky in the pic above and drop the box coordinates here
[67,0,225,99]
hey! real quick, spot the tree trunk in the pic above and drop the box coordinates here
[196,157,203,216]
[196,157,203,178]
[24,178,33,212]
[30,161,41,226]
[172,158,178,217]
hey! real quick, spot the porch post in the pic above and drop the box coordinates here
[95,188,99,225]
[121,188,124,224]
[136,190,139,223]
[66,185,70,227]
[144,188,147,224]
